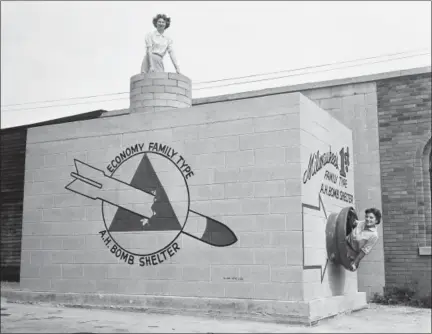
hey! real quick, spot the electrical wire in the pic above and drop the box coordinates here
[2,48,429,108]
[193,51,431,90]
[1,91,130,108]
[193,47,431,85]
[1,50,430,112]
[2,97,129,112]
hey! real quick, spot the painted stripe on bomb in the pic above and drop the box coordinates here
[99,230,180,266]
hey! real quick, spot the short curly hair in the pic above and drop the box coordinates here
[365,208,382,225]
[153,14,171,29]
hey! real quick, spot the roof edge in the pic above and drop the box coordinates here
[192,66,431,105]
[0,109,107,132]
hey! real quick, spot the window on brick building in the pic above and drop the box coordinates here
[428,147,431,246]
[423,139,432,246]
[429,149,431,201]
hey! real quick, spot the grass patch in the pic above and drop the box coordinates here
[371,285,431,309]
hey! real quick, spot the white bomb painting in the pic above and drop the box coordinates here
[65,143,238,267]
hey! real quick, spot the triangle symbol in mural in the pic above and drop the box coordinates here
[108,153,182,232]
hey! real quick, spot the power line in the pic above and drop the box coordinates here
[2,51,430,112]
[193,47,431,85]
[2,97,129,112]
[1,91,129,108]
[194,52,431,90]
[1,48,429,108]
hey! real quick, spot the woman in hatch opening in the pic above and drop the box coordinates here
[345,208,381,272]
[141,14,181,74]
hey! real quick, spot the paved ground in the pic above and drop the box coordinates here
[1,298,431,333]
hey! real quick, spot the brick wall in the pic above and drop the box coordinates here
[129,72,192,113]
[377,72,432,296]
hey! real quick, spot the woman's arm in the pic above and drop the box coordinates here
[350,234,379,271]
[167,39,180,73]
[145,33,154,72]
[147,47,154,72]
[351,250,366,270]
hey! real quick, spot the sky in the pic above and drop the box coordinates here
[1,1,431,129]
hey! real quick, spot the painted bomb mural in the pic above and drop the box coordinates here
[300,104,356,297]
[65,142,238,267]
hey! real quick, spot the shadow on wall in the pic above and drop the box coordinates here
[328,263,346,296]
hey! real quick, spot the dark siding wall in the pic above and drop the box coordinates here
[377,72,432,296]
[1,128,27,281]
[0,110,105,282]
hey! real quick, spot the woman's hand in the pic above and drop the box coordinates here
[149,66,155,73]
[350,250,365,272]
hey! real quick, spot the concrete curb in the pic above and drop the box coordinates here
[0,288,369,327]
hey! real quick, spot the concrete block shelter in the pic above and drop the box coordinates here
[1,67,431,324]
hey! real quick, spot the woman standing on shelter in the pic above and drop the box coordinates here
[141,14,181,74]
[345,208,381,272]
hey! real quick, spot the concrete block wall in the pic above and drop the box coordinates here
[11,68,431,318]
[187,67,431,300]
[300,83,385,299]
[299,95,359,302]
[376,72,431,296]
[22,93,312,302]
[129,72,192,113]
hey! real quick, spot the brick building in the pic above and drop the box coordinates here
[377,72,431,293]
[0,67,430,322]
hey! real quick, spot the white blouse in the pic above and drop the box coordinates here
[346,220,379,255]
[145,30,173,57]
